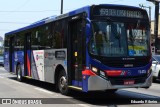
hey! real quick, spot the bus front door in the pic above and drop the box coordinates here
[69,19,85,87]
[9,37,15,72]
[24,33,31,77]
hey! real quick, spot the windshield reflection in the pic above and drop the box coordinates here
[89,21,150,57]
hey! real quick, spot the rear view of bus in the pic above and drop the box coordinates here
[84,5,152,92]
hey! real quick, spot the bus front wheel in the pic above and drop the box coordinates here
[16,65,23,82]
[57,70,69,95]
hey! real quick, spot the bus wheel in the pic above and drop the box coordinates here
[16,65,23,82]
[158,71,160,79]
[58,70,69,95]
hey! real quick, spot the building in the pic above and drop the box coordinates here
[150,15,160,54]
[151,17,160,43]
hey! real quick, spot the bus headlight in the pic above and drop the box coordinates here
[92,67,98,73]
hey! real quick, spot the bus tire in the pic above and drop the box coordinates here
[57,70,69,95]
[16,65,23,82]
[158,71,160,79]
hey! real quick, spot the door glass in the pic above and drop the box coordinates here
[71,19,84,85]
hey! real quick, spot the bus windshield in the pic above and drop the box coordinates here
[89,21,150,57]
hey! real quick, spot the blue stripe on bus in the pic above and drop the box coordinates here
[82,75,90,92]
[72,80,82,87]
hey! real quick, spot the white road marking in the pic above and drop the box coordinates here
[77,104,90,107]
[34,87,53,94]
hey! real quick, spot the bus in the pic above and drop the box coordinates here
[4,4,152,95]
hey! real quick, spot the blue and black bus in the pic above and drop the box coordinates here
[4,4,152,95]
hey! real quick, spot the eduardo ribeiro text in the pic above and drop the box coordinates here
[131,100,158,104]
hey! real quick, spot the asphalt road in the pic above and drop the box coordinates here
[0,67,160,107]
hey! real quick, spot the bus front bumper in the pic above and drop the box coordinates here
[84,73,152,91]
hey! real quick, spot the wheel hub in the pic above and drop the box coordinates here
[17,68,21,79]
[60,76,67,89]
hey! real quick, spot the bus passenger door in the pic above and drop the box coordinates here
[24,33,31,77]
[9,37,15,72]
[69,19,85,87]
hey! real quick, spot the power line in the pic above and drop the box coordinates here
[13,0,31,12]
[0,29,12,31]
[0,1,125,14]
[0,10,61,13]
[0,22,31,24]
[4,0,31,15]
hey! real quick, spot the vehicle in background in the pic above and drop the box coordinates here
[152,55,160,81]
[0,56,4,66]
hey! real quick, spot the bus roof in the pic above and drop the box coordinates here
[5,4,142,36]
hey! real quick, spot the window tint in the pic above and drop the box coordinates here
[15,34,24,51]
[52,20,67,49]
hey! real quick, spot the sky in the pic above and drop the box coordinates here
[0,0,155,39]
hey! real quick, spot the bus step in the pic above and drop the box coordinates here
[10,72,16,75]
[24,76,32,79]
[68,86,82,90]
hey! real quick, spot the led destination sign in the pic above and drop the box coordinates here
[99,9,143,18]
[93,7,146,19]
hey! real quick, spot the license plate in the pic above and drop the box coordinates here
[124,80,135,85]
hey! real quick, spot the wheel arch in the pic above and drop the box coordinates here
[54,64,66,84]
[158,70,160,78]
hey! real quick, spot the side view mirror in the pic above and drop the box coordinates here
[152,61,159,65]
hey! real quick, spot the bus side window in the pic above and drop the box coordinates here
[36,31,40,50]
[31,30,39,50]
[36,25,52,50]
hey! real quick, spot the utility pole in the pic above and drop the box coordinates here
[61,0,63,14]
[147,0,160,54]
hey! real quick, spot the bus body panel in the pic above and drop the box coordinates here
[43,49,67,84]
[31,50,44,81]
[87,72,152,91]
[90,58,152,77]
